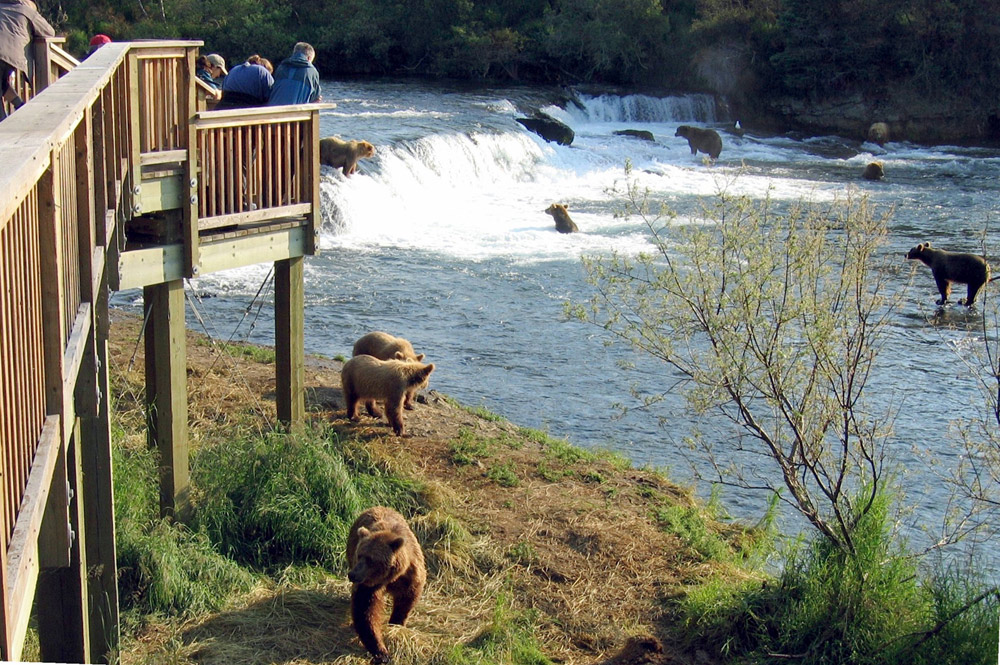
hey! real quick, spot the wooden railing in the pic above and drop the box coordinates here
[1,37,79,118]
[195,106,321,231]
[0,39,134,661]
[0,36,323,661]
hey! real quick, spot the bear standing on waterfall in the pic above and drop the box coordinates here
[319,136,375,176]
[341,355,435,435]
[352,332,426,409]
[675,125,723,160]
[545,203,579,234]
[906,242,991,307]
[346,506,426,664]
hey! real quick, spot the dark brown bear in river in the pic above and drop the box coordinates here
[906,242,991,307]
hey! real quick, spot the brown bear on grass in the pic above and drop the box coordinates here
[341,355,435,435]
[675,125,723,160]
[544,203,579,233]
[347,506,426,664]
[906,242,992,307]
[320,136,375,176]
[352,332,426,409]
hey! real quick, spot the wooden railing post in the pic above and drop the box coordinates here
[143,280,191,521]
[275,257,305,427]
[32,38,53,92]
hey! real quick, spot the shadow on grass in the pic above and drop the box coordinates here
[180,587,361,664]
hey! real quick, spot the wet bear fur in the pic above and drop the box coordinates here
[862,162,884,181]
[352,332,426,409]
[906,242,991,307]
[675,125,723,160]
[320,136,376,176]
[346,506,426,664]
[867,122,890,146]
[341,355,434,435]
[545,203,579,234]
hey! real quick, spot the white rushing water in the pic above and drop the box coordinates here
[115,80,1000,574]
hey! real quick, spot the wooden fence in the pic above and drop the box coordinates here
[0,37,323,661]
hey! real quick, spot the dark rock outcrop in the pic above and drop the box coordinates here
[614,129,655,141]
[517,113,575,146]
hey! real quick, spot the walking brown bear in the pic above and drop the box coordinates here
[346,506,426,663]
[906,242,993,307]
[675,125,723,160]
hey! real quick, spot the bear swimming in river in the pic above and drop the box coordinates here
[544,203,579,234]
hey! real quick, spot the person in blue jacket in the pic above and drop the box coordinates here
[217,54,273,109]
[267,42,321,106]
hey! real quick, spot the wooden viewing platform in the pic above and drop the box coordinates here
[0,38,327,662]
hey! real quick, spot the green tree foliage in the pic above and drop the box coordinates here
[33,0,1000,112]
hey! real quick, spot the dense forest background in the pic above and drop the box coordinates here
[38,0,1000,140]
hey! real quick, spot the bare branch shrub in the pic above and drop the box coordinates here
[573,171,898,552]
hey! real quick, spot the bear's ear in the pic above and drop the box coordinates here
[423,363,435,376]
[394,351,405,360]
[925,242,931,248]
[356,526,371,539]
[389,536,406,552]
[415,353,425,361]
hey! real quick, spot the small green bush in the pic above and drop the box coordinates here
[675,491,999,665]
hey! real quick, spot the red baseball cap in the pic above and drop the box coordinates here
[89,34,112,47]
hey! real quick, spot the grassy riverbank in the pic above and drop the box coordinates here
[104,311,762,665]
[49,311,994,665]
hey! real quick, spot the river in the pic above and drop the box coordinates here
[113,79,1000,574]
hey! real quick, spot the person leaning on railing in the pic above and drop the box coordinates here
[216,54,273,110]
[267,42,321,106]
[196,54,222,90]
[0,0,54,120]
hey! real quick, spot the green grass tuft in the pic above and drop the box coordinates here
[191,426,423,571]
[114,439,256,619]
[442,596,553,665]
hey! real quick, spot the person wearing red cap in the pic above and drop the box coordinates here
[88,33,111,56]
[0,0,55,120]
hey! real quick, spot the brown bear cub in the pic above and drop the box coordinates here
[352,332,426,410]
[347,506,426,664]
[341,355,434,435]
[544,203,579,233]
[906,242,991,307]
[675,125,723,160]
[319,136,376,176]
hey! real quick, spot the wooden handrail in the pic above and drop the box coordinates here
[0,36,322,659]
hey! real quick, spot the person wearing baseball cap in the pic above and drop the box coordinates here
[206,53,227,85]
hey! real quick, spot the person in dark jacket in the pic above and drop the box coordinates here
[0,0,54,119]
[216,54,273,109]
[267,42,321,106]
[196,55,222,90]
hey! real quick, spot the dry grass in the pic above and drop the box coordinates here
[108,310,750,665]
